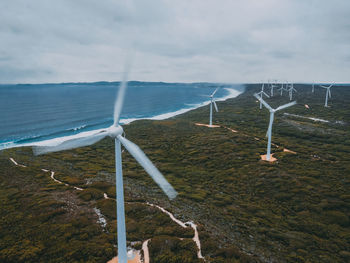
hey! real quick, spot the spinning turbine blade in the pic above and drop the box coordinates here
[113,65,130,126]
[118,135,178,200]
[328,89,331,98]
[213,101,219,112]
[254,93,273,112]
[275,101,297,111]
[33,132,109,155]
[211,88,219,96]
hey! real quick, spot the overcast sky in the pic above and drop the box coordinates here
[0,0,349,84]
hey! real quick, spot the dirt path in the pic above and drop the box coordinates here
[146,203,204,259]
[9,157,204,262]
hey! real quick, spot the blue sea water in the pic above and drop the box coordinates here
[0,81,244,149]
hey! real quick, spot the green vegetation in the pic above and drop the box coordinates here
[1,84,349,262]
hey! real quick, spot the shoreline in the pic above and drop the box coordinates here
[0,86,244,151]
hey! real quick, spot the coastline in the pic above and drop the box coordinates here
[119,87,244,124]
[0,86,244,151]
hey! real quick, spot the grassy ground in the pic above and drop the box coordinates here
[1,84,349,262]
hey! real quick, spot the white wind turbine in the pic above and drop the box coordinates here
[312,82,315,93]
[254,93,296,161]
[277,83,287,96]
[320,84,333,107]
[288,83,297,100]
[256,83,270,109]
[29,70,178,263]
[270,81,278,97]
[208,88,219,126]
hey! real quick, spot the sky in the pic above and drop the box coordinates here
[0,0,349,84]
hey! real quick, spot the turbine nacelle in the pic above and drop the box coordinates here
[107,125,124,138]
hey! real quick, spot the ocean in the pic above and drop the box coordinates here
[0,81,244,150]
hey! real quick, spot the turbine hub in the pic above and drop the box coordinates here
[107,125,123,138]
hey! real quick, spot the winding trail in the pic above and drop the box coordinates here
[146,203,204,259]
[9,157,204,262]
[9,157,26,167]
[142,240,150,263]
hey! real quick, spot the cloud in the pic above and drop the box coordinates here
[0,0,349,83]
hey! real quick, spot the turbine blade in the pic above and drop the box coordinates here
[263,91,270,98]
[33,131,109,155]
[211,88,219,96]
[118,135,178,200]
[113,63,130,126]
[328,89,331,98]
[254,93,273,111]
[213,100,219,112]
[275,101,297,111]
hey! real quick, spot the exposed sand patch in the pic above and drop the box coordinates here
[107,251,142,263]
[260,154,277,162]
[195,123,220,128]
[283,148,296,154]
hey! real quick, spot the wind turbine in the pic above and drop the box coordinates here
[270,81,278,97]
[320,84,333,107]
[208,88,219,126]
[277,83,287,96]
[256,83,270,109]
[254,93,296,161]
[30,70,178,263]
[312,82,315,93]
[288,83,297,100]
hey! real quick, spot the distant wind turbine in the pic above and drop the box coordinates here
[270,81,278,97]
[256,83,270,109]
[30,67,178,263]
[277,83,287,96]
[288,83,297,100]
[207,88,219,126]
[254,93,297,161]
[320,84,333,107]
[312,83,315,93]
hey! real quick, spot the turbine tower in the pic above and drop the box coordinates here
[30,69,178,263]
[256,83,270,109]
[312,82,315,93]
[208,88,219,126]
[254,93,296,161]
[320,84,333,107]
